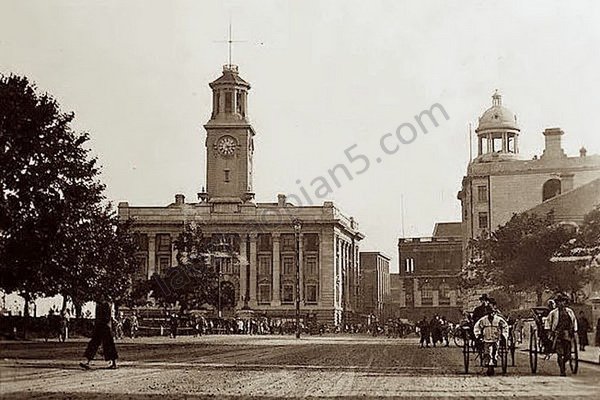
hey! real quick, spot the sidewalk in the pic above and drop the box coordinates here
[578,345,600,365]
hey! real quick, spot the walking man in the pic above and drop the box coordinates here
[80,301,118,370]
[547,294,578,376]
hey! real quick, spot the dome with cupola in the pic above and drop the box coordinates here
[476,91,520,133]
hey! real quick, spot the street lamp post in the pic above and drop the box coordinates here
[292,218,302,339]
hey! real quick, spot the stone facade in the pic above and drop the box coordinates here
[457,93,600,251]
[359,252,390,319]
[118,64,363,325]
[390,223,463,322]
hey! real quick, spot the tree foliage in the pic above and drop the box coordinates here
[0,74,137,312]
[150,224,220,312]
[461,210,591,305]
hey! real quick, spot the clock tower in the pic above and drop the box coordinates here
[204,64,255,203]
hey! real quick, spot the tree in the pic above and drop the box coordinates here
[463,211,587,306]
[150,224,220,313]
[0,74,137,314]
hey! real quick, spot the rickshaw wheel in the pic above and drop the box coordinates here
[570,337,578,374]
[463,339,470,374]
[500,344,509,374]
[529,329,538,374]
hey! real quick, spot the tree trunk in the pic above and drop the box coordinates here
[61,295,68,313]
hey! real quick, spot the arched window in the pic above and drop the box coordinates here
[542,179,561,201]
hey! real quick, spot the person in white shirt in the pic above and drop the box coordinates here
[473,298,509,375]
[546,294,578,376]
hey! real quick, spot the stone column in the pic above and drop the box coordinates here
[298,232,304,303]
[271,233,281,306]
[433,289,439,307]
[239,238,247,307]
[170,234,178,268]
[449,290,457,307]
[249,233,258,307]
[147,233,156,279]
[414,279,421,307]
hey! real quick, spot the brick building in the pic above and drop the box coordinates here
[389,223,463,322]
[359,252,390,319]
[118,64,364,325]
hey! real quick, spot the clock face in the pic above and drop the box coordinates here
[216,136,236,157]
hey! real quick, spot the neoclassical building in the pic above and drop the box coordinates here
[457,92,600,247]
[118,64,363,325]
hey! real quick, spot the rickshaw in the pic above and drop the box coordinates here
[461,312,516,374]
[528,307,578,374]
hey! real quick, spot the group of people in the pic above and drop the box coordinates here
[416,315,452,348]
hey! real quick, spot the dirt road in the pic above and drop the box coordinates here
[1,335,598,399]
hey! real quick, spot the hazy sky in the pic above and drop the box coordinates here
[2,0,599,272]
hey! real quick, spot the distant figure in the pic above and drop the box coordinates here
[170,313,179,338]
[59,308,69,342]
[417,316,430,348]
[130,313,139,339]
[80,302,118,370]
[577,311,590,351]
[595,318,600,347]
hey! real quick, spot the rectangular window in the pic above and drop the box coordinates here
[305,256,318,275]
[224,91,232,113]
[421,285,433,306]
[281,234,295,252]
[258,284,271,304]
[282,284,294,303]
[507,135,515,153]
[158,256,170,274]
[258,255,272,275]
[303,233,319,251]
[224,169,230,183]
[134,233,149,251]
[439,286,451,306]
[306,284,318,303]
[477,185,488,203]
[258,234,272,252]
[157,234,171,252]
[404,258,415,273]
[478,212,489,229]
[282,256,295,275]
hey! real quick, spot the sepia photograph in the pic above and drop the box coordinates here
[1,1,599,398]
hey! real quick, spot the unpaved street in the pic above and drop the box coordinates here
[1,335,599,399]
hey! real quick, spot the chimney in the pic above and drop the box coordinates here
[175,194,185,205]
[277,194,287,207]
[541,128,566,159]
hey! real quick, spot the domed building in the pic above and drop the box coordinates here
[475,91,522,162]
[458,91,600,248]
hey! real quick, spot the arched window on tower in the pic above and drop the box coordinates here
[542,179,561,201]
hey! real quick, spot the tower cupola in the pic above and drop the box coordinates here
[208,64,251,122]
[474,91,521,162]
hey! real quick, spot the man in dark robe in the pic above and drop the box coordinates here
[80,301,118,370]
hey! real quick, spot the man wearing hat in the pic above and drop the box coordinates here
[473,297,509,376]
[547,293,578,376]
[472,294,490,326]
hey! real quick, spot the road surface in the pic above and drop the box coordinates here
[1,335,598,399]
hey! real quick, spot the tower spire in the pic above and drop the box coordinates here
[215,19,246,69]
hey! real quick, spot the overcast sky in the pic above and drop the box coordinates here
[2,0,599,272]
